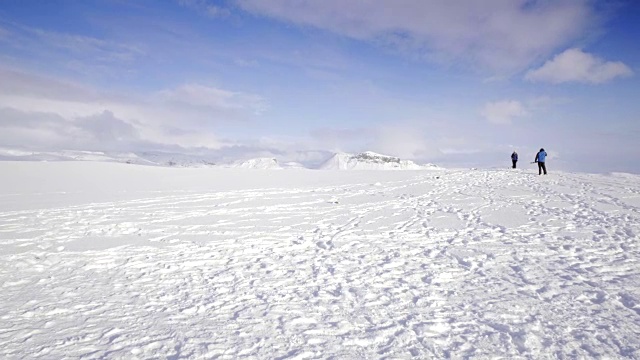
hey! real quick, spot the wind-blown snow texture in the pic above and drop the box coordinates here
[1,162,640,359]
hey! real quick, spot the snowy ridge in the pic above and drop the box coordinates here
[230,157,282,169]
[319,151,438,170]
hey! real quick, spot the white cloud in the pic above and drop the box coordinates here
[178,0,231,17]
[235,0,595,73]
[525,48,633,84]
[0,108,143,152]
[309,127,373,153]
[480,100,528,125]
[0,66,265,151]
[33,29,143,62]
[75,111,141,144]
[311,118,484,162]
[0,22,145,79]
[159,84,266,114]
[439,147,481,155]
[0,66,102,102]
[370,124,435,159]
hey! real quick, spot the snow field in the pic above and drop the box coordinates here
[1,163,640,358]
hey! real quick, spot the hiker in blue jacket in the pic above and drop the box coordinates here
[534,148,547,175]
[511,151,518,169]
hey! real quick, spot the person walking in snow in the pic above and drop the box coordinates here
[511,151,518,169]
[534,148,547,175]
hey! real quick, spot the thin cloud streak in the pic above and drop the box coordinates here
[177,0,232,18]
[235,0,596,73]
[480,100,528,125]
[0,20,144,63]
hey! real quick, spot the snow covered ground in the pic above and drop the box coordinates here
[1,161,640,359]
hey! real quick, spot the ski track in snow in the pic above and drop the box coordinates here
[1,167,640,358]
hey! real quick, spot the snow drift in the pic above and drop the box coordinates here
[2,161,640,358]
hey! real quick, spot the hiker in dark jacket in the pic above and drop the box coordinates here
[511,151,518,169]
[534,148,547,175]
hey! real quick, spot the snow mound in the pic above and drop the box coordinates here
[319,151,438,170]
[231,157,283,169]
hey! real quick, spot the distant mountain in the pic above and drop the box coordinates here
[0,149,142,163]
[0,148,439,170]
[318,151,439,170]
[0,148,216,167]
[133,152,216,167]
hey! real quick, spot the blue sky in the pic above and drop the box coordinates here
[0,0,638,172]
